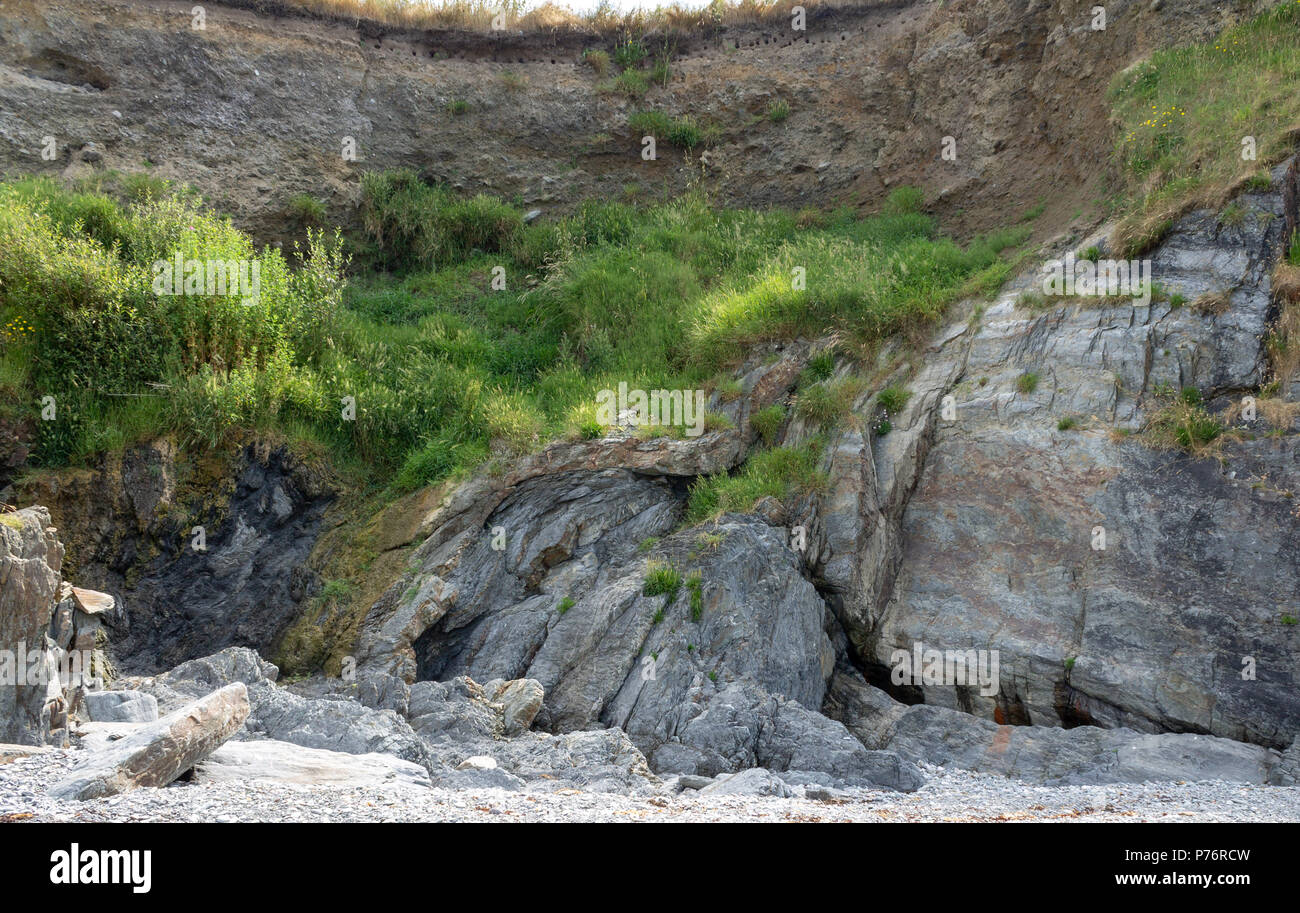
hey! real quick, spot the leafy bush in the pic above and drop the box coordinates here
[288,193,327,226]
[613,37,647,69]
[360,170,522,270]
[3,171,1025,498]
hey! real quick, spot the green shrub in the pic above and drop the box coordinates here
[628,110,706,149]
[613,37,647,69]
[1016,372,1040,394]
[360,170,522,270]
[446,99,470,115]
[582,48,610,74]
[557,596,575,615]
[2,171,1026,500]
[802,350,835,383]
[795,375,868,427]
[766,98,790,123]
[609,69,648,98]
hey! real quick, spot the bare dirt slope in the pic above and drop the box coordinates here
[0,0,1277,240]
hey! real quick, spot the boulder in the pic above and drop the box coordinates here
[1268,738,1300,786]
[650,680,924,792]
[196,739,431,789]
[83,690,158,723]
[699,768,792,798]
[482,678,544,735]
[50,683,249,800]
[434,767,526,791]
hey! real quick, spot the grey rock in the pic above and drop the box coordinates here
[828,673,1282,785]
[407,677,502,744]
[0,507,66,746]
[650,680,924,792]
[808,170,1300,753]
[487,727,659,795]
[482,678,544,735]
[699,768,792,797]
[50,683,249,800]
[92,445,334,673]
[1268,738,1300,786]
[83,690,158,723]
[242,681,435,773]
[139,646,279,712]
[197,738,432,788]
[433,767,526,791]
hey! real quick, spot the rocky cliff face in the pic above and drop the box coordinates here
[342,157,1300,788]
[0,0,1275,240]
[4,0,1299,793]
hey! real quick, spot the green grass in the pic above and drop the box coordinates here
[1016,372,1040,394]
[287,193,327,226]
[628,110,709,149]
[643,561,682,602]
[557,596,575,615]
[613,37,648,69]
[876,385,910,415]
[0,171,1026,493]
[1145,394,1225,453]
[686,438,826,524]
[766,98,790,123]
[1107,3,1300,254]
[686,570,704,622]
[794,375,868,427]
[750,403,785,445]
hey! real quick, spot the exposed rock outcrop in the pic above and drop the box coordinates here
[856,161,1300,749]
[827,672,1284,786]
[1,507,112,746]
[0,507,66,745]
